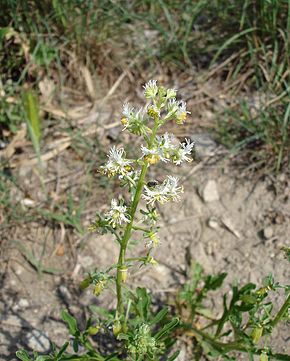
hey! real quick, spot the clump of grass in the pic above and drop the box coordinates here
[217,98,290,172]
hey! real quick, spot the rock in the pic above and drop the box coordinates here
[201,180,219,202]
[190,133,218,158]
[18,298,29,309]
[12,298,29,312]
[107,126,120,141]
[58,285,72,304]
[78,255,94,268]
[1,314,23,328]
[263,226,274,240]
[207,216,219,229]
[26,329,50,352]
[149,264,170,283]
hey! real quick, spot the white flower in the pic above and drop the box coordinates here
[121,103,148,135]
[105,199,130,227]
[166,88,177,99]
[143,80,158,99]
[162,176,184,202]
[172,138,194,165]
[167,98,179,114]
[144,232,160,248]
[122,103,134,119]
[100,146,133,177]
[141,133,178,164]
[141,144,169,163]
[143,176,183,205]
[156,132,176,150]
[176,100,190,124]
[165,99,190,123]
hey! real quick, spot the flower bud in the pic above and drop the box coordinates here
[260,351,268,361]
[121,117,129,126]
[113,320,122,337]
[93,280,106,296]
[251,326,263,344]
[147,106,159,119]
[176,112,187,124]
[144,154,160,165]
[166,88,177,99]
[80,276,92,289]
[158,86,167,97]
[88,326,100,335]
[119,267,128,283]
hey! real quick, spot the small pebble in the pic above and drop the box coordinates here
[18,298,29,309]
[58,285,72,304]
[263,226,274,240]
[208,216,219,229]
[201,180,219,202]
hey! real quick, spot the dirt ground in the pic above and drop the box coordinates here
[0,78,289,360]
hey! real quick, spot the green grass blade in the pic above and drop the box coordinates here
[22,89,41,142]
[210,27,257,67]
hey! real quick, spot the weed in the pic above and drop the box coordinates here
[217,98,290,172]
[176,261,289,360]
[16,82,289,361]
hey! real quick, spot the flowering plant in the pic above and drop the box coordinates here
[90,80,193,329]
[16,82,289,361]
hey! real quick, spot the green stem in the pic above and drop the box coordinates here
[132,225,150,232]
[189,326,288,360]
[271,293,290,328]
[116,120,159,317]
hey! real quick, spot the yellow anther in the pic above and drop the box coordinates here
[144,154,160,165]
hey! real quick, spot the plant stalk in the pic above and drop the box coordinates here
[116,120,159,317]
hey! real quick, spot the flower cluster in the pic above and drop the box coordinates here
[141,132,194,165]
[127,324,160,357]
[144,231,160,248]
[121,103,149,135]
[165,98,190,124]
[100,146,133,178]
[105,199,130,228]
[143,176,183,205]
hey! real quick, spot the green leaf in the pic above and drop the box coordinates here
[80,276,93,289]
[16,350,32,361]
[167,350,180,361]
[56,341,69,358]
[89,305,114,320]
[210,27,257,66]
[135,287,151,321]
[150,307,168,325]
[23,89,41,142]
[61,310,79,336]
[35,357,52,361]
[154,318,179,340]
[72,339,78,353]
[205,273,227,290]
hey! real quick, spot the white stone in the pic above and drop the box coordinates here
[208,216,219,229]
[18,298,29,308]
[26,330,50,352]
[263,226,274,240]
[201,180,219,202]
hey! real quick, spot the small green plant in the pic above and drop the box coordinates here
[16,82,289,361]
[175,260,289,360]
[217,98,290,172]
